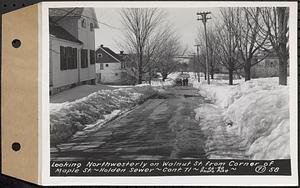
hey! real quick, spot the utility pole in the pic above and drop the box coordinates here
[197,11,211,84]
[192,53,197,79]
[194,44,201,82]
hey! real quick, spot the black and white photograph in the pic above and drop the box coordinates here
[47,2,296,180]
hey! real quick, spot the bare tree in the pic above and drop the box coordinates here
[215,8,241,85]
[120,8,166,84]
[144,25,175,83]
[155,31,184,81]
[260,7,289,85]
[206,29,220,79]
[234,7,269,81]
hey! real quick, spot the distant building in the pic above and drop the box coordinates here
[252,52,289,78]
[95,45,126,84]
[49,8,99,95]
[95,46,137,84]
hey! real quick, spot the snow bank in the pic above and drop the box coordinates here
[193,76,290,160]
[50,85,157,146]
[51,84,115,103]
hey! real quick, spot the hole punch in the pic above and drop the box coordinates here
[12,3,16,7]
[12,39,21,48]
[12,142,21,151]
[4,4,7,7]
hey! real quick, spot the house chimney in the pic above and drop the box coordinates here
[120,51,124,55]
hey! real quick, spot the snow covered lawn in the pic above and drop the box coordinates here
[192,76,290,160]
[50,85,157,146]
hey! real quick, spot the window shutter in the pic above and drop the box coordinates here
[90,50,95,64]
[90,23,94,31]
[73,48,77,69]
[81,49,88,68]
[60,46,67,70]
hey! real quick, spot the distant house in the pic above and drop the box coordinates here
[96,45,136,84]
[49,8,99,95]
[252,52,289,78]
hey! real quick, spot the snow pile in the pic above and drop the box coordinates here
[193,77,290,160]
[51,84,115,103]
[50,85,157,146]
[193,78,243,108]
[226,86,289,160]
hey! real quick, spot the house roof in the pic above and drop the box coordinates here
[49,8,84,18]
[49,8,99,28]
[96,46,123,63]
[50,23,83,44]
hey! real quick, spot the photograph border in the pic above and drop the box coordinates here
[41,1,298,186]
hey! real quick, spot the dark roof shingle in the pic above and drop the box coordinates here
[50,23,82,44]
[49,8,84,18]
[96,46,123,63]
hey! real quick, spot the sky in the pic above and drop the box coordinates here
[94,8,220,54]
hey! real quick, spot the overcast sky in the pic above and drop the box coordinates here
[94,8,220,54]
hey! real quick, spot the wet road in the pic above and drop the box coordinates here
[52,86,207,161]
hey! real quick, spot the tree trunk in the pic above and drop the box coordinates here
[228,59,234,85]
[229,68,233,85]
[148,68,152,85]
[210,68,214,79]
[279,57,288,85]
[277,7,288,85]
[138,53,143,84]
[204,72,207,80]
[197,72,200,82]
[244,61,251,81]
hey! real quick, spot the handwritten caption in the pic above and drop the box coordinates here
[50,159,290,176]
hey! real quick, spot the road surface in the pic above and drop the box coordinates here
[51,86,208,161]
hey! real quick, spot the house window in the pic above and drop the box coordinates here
[67,47,78,69]
[81,49,88,68]
[90,50,95,64]
[60,46,77,70]
[90,23,94,31]
[106,64,109,67]
[100,63,104,70]
[81,19,86,28]
[97,53,102,58]
[265,59,269,67]
[121,61,126,69]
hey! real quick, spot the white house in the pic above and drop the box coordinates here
[95,45,127,84]
[49,8,99,95]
